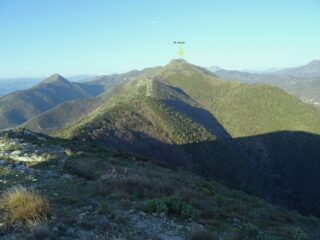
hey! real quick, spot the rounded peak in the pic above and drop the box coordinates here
[307,59,320,66]
[167,58,191,66]
[168,58,189,65]
[165,58,195,70]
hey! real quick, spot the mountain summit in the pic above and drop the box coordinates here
[40,73,69,84]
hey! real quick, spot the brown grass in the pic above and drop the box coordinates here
[1,186,49,223]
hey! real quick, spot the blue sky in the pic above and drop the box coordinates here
[0,0,319,77]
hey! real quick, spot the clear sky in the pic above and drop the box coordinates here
[0,0,320,77]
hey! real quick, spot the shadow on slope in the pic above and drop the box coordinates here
[232,131,320,216]
[185,131,320,217]
[165,98,231,139]
[80,130,320,217]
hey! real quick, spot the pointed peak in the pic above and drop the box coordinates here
[48,73,65,81]
[40,74,69,84]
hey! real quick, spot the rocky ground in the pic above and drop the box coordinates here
[0,129,204,240]
[0,128,320,240]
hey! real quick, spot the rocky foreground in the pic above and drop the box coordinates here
[0,129,319,240]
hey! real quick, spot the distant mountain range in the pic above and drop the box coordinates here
[209,60,320,106]
[0,74,102,129]
[274,60,320,78]
[206,65,223,72]
[0,77,43,96]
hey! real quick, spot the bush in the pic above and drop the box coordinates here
[63,158,97,180]
[0,187,49,223]
[180,189,216,219]
[146,196,201,219]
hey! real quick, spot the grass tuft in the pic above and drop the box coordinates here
[0,186,49,223]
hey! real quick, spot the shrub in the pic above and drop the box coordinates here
[0,186,49,223]
[146,196,201,219]
[180,189,216,219]
[63,158,97,180]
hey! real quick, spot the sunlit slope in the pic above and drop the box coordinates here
[159,59,320,137]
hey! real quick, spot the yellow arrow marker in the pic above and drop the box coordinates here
[178,45,184,58]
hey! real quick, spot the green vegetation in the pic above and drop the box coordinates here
[146,196,201,219]
[161,60,320,137]
[52,77,216,146]
[24,59,320,139]
[145,98,215,144]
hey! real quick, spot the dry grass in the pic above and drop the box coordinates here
[1,186,49,223]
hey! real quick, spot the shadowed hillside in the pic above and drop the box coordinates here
[1,129,320,239]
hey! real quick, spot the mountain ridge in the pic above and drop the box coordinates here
[0,74,97,129]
